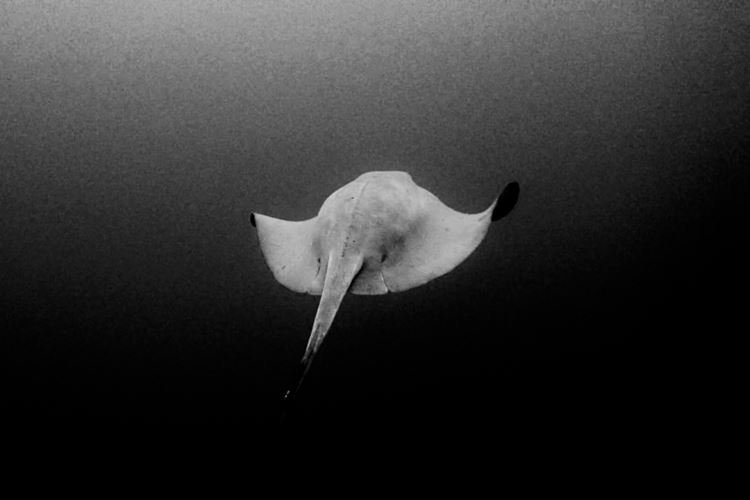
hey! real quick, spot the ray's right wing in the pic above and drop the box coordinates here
[380,182,518,292]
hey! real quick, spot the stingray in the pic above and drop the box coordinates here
[251,171,519,407]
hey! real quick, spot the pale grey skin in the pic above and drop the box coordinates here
[251,171,519,403]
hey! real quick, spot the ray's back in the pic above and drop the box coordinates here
[314,171,423,269]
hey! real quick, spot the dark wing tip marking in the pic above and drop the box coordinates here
[491,182,520,222]
[250,213,256,227]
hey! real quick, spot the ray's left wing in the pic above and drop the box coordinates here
[251,213,324,294]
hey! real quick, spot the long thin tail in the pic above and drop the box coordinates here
[281,252,363,418]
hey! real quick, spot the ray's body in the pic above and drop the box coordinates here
[251,171,519,410]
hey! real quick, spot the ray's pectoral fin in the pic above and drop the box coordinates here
[251,213,323,294]
[380,181,519,293]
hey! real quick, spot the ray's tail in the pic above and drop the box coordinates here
[281,252,363,420]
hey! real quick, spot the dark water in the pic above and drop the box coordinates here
[2,1,747,439]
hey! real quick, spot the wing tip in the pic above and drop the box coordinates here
[491,181,520,222]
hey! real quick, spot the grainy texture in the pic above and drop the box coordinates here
[1,1,746,439]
